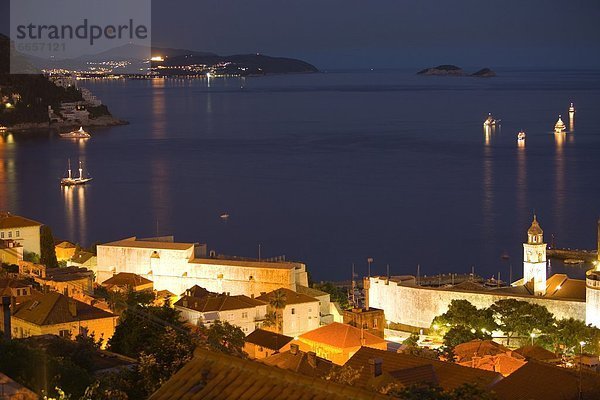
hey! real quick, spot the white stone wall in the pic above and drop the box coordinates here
[96,244,307,298]
[175,303,268,335]
[281,301,320,338]
[368,277,586,329]
[586,277,600,328]
[0,226,40,255]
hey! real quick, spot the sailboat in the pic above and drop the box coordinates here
[554,115,566,133]
[483,113,498,127]
[60,159,93,186]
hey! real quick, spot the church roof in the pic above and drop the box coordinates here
[527,215,543,235]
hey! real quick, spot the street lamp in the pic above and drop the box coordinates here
[579,341,586,400]
[367,258,373,277]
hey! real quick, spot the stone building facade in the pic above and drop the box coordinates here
[96,236,309,298]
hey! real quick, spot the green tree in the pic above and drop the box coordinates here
[324,365,363,386]
[490,299,555,346]
[550,318,600,355]
[108,303,188,358]
[431,300,496,337]
[196,320,246,357]
[40,225,58,268]
[268,289,287,334]
[313,282,349,309]
[442,325,491,358]
[137,327,194,395]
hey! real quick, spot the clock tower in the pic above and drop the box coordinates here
[523,215,547,296]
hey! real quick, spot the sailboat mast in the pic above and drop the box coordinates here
[67,159,72,179]
[78,161,83,179]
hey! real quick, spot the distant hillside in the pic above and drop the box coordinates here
[0,34,83,126]
[159,53,318,75]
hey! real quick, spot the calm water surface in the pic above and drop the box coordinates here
[1,69,600,281]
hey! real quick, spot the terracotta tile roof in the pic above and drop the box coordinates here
[0,212,42,229]
[457,354,526,377]
[260,348,334,378]
[297,285,330,298]
[388,364,438,387]
[513,345,560,362]
[245,328,293,351]
[256,287,318,306]
[0,372,38,400]
[55,241,76,249]
[345,347,502,392]
[101,237,195,251]
[102,272,153,287]
[181,284,215,298]
[150,348,386,400]
[492,361,600,400]
[299,323,386,349]
[70,250,95,264]
[453,340,511,363]
[0,278,32,290]
[544,274,586,300]
[13,292,115,326]
[174,294,266,313]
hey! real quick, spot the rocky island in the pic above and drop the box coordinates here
[417,65,496,77]
[417,64,465,76]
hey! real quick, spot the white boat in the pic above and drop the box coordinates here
[220,213,230,220]
[0,125,7,133]
[59,126,91,139]
[60,159,93,186]
[569,103,575,113]
[554,115,566,132]
[517,131,526,142]
[483,113,497,127]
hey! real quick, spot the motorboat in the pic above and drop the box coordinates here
[59,126,91,139]
[517,131,526,142]
[483,113,497,127]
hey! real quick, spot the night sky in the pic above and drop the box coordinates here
[1,0,599,69]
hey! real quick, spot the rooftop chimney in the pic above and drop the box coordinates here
[68,299,77,317]
[290,343,299,355]
[307,351,317,368]
[2,296,12,340]
[368,358,383,377]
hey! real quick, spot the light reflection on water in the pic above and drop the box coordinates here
[2,70,600,280]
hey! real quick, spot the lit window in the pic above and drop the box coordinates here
[0,232,3,238]
[242,312,248,319]
[8,232,12,238]
[15,231,19,237]
[291,308,296,315]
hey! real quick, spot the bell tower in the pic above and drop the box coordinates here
[523,215,547,296]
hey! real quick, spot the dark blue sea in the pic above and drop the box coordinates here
[2,69,600,281]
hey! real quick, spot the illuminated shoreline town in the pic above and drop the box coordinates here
[2,209,600,399]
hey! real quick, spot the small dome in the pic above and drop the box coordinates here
[528,215,543,236]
